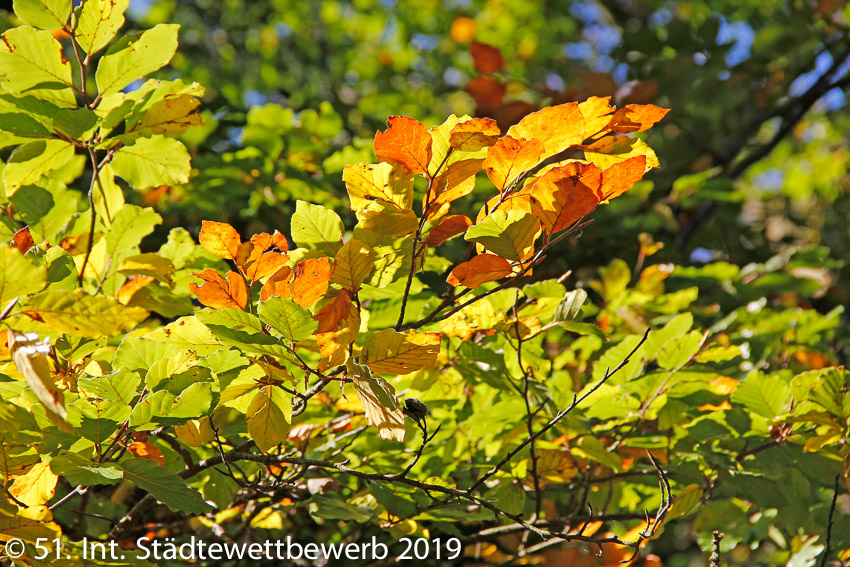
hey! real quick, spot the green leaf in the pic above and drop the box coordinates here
[121,457,211,514]
[75,0,130,55]
[111,136,191,188]
[51,108,99,141]
[290,200,343,255]
[0,243,46,306]
[142,316,224,356]
[77,368,140,405]
[0,26,75,105]
[246,385,292,452]
[13,0,71,29]
[105,205,162,259]
[95,23,180,96]
[657,330,704,370]
[731,371,791,419]
[257,297,319,343]
[50,452,122,486]
[465,210,540,262]
[554,289,587,322]
[10,184,80,243]
[3,139,75,196]
[14,290,148,337]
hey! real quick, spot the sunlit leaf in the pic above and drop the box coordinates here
[75,0,130,55]
[374,115,432,175]
[189,269,248,310]
[361,328,441,374]
[95,23,180,96]
[447,254,512,288]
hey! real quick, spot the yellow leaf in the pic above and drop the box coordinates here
[506,102,585,164]
[247,386,292,452]
[0,502,60,543]
[174,419,215,447]
[199,220,241,260]
[331,239,375,292]
[9,462,58,507]
[137,94,202,135]
[348,360,405,442]
[584,135,660,171]
[343,162,414,213]
[361,329,442,375]
[9,333,67,421]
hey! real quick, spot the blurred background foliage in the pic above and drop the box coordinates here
[4,0,850,565]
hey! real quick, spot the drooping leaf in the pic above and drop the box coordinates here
[12,0,71,30]
[447,253,513,288]
[95,23,180,96]
[75,0,130,55]
[9,332,67,420]
[111,135,191,188]
[465,209,540,261]
[121,457,211,514]
[374,115,432,175]
[3,139,75,196]
[290,200,343,255]
[189,269,248,310]
[347,359,405,442]
[554,288,588,322]
[247,385,292,452]
[331,238,374,292]
[361,329,441,374]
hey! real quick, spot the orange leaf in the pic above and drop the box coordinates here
[483,135,544,191]
[698,401,732,412]
[11,226,34,253]
[449,16,476,43]
[235,231,290,281]
[374,116,433,175]
[116,275,155,305]
[290,257,331,307]
[527,162,601,234]
[609,104,670,133]
[314,289,354,333]
[126,442,165,466]
[449,118,500,151]
[189,269,248,309]
[425,215,472,247]
[597,155,647,200]
[199,220,241,260]
[447,254,513,288]
[259,265,292,302]
[465,77,506,111]
[506,102,585,160]
[470,41,504,73]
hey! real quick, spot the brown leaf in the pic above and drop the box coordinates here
[189,269,248,309]
[483,135,544,191]
[11,226,35,253]
[609,104,670,133]
[447,253,513,288]
[470,41,505,73]
[199,220,241,260]
[374,115,433,175]
[425,215,472,247]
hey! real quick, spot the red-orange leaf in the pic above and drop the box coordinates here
[189,269,248,309]
[527,162,602,234]
[470,41,505,73]
[483,135,544,191]
[465,77,506,111]
[506,102,585,160]
[447,254,513,288]
[425,215,472,247]
[127,442,165,466]
[609,104,670,133]
[199,220,241,260]
[449,118,500,151]
[597,155,647,201]
[374,116,433,175]
[11,226,35,253]
[235,231,290,281]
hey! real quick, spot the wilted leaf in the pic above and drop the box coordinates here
[374,115,432,175]
[447,254,513,288]
[235,231,289,281]
[597,155,647,201]
[9,332,67,420]
[189,269,248,310]
[199,220,241,260]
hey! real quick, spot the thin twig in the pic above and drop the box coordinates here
[819,474,840,567]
